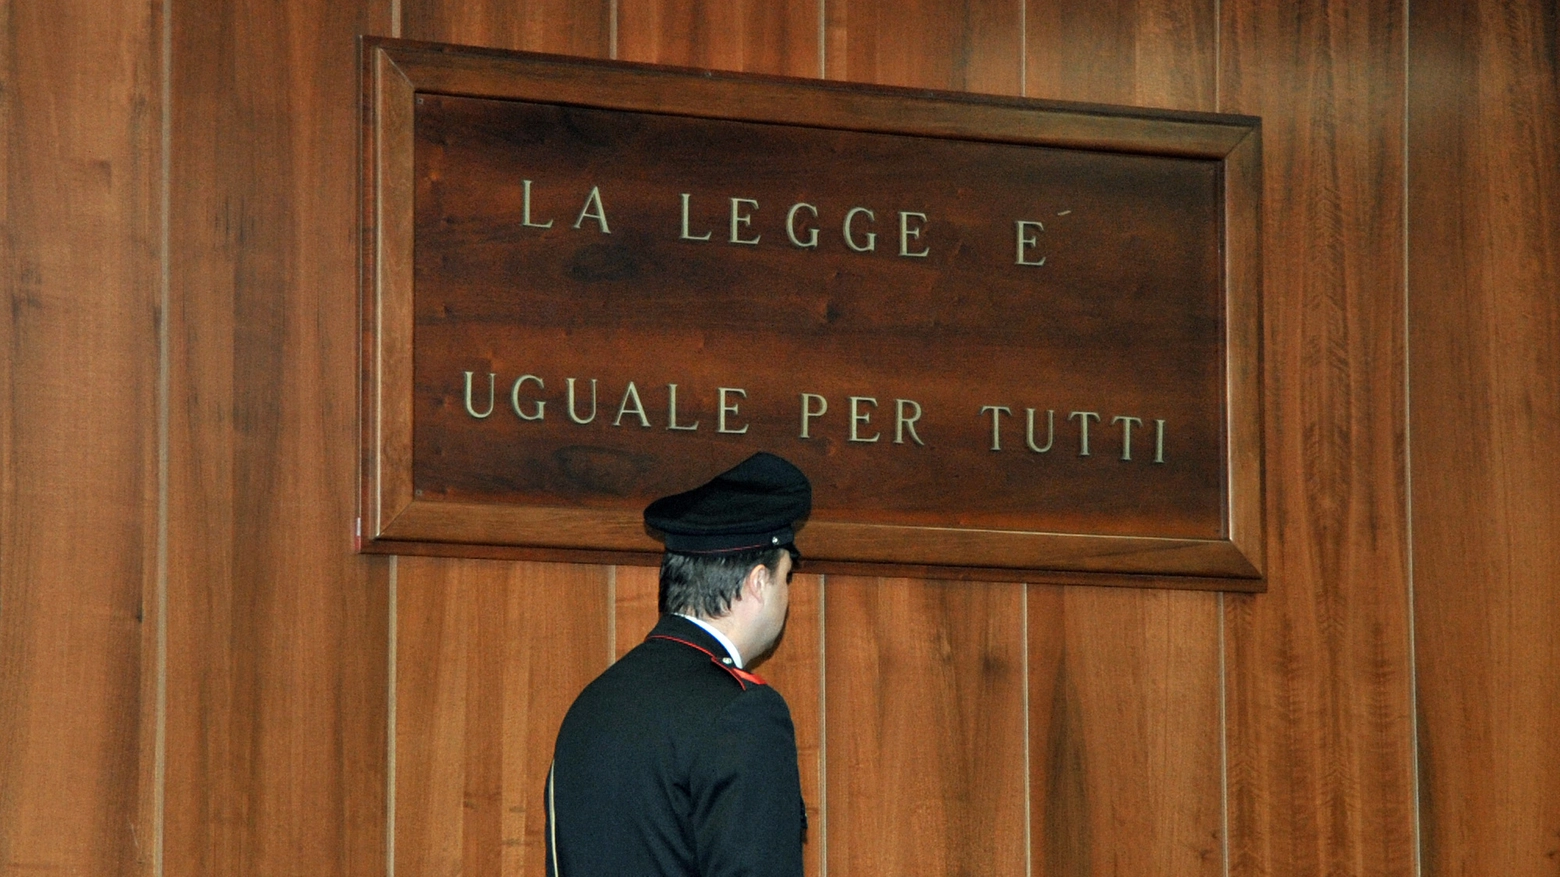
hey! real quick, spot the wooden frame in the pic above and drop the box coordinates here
[359,37,1264,590]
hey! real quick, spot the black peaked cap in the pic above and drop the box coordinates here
[644,452,812,555]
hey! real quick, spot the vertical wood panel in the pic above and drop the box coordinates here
[751,572,824,877]
[403,0,611,57]
[617,0,821,76]
[0,2,161,875]
[394,558,610,877]
[162,1,392,875]
[1221,1,1417,874]
[394,559,472,877]
[812,8,1028,875]
[1408,2,1560,874]
[1024,5,1226,876]
[614,564,663,660]
[824,0,1022,92]
[1026,0,1218,108]
[1029,589,1224,877]
[827,576,1028,876]
[389,10,618,877]
[162,8,241,874]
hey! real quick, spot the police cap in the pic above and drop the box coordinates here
[644,452,812,555]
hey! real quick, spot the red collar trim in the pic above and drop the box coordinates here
[648,634,768,689]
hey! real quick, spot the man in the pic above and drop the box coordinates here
[547,452,810,877]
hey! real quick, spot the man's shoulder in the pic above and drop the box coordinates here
[612,638,753,698]
[577,621,743,699]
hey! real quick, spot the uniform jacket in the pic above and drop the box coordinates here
[547,614,805,877]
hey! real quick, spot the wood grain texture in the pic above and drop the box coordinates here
[824,0,1022,93]
[403,0,611,56]
[362,42,417,538]
[1023,6,1228,876]
[1029,588,1224,877]
[161,1,392,876]
[618,0,821,76]
[0,2,161,875]
[811,11,1031,877]
[1026,0,1218,109]
[613,563,664,660]
[751,572,825,877]
[825,576,1028,877]
[358,42,1257,157]
[1407,2,1560,874]
[394,558,610,877]
[21,3,1559,877]
[1221,0,1417,874]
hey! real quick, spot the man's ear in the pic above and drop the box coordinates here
[742,562,771,600]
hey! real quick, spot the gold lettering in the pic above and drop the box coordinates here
[843,207,877,253]
[1015,220,1046,266]
[786,203,820,249]
[520,180,555,228]
[679,193,712,241]
[980,405,1012,450]
[849,396,880,442]
[573,186,610,233]
[566,378,598,424]
[511,375,545,421]
[717,387,749,434]
[898,211,930,258]
[614,382,650,427]
[463,371,496,418]
[666,383,699,431]
[895,399,925,445]
[729,198,760,245]
[1112,415,1143,460]
[799,393,828,439]
[1025,408,1054,452]
[1068,411,1100,455]
[1154,419,1167,463]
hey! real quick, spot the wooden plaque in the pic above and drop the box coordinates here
[359,38,1265,590]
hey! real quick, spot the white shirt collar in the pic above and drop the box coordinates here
[676,614,744,668]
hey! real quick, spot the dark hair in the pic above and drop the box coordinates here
[659,547,788,618]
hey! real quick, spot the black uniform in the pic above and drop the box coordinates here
[547,614,805,877]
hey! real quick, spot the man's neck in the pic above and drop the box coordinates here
[676,613,744,668]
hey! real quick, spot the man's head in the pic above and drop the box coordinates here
[660,547,793,660]
[644,452,810,660]
[659,546,790,618]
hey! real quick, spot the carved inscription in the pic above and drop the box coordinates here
[409,93,1227,541]
[463,371,1170,462]
[510,179,1048,264]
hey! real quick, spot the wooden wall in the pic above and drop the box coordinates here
[1407,3,1560,875]
[1,2,162,874]
[1,2,1556,877]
